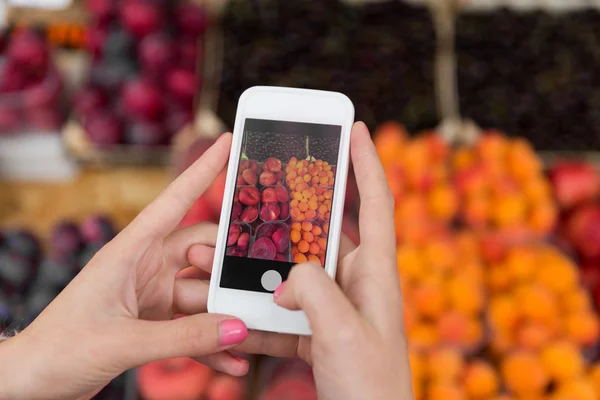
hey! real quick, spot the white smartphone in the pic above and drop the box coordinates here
[207,86,354,335]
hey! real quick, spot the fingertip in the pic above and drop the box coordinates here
[230,355,250,377]
[217,132,233,145]
[353,120,369,132]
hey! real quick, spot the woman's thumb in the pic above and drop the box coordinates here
[120,314,247,367]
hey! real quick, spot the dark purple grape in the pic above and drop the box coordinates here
[50,222,83,263]
[80,215,116,245]
[0,251,34,293]
[1,230,41,264]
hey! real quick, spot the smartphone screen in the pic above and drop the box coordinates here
[220,118,342,293]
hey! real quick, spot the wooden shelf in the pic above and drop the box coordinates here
[0,167,170,237]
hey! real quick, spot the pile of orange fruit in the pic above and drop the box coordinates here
[286,157,335,266]
[376,122,600,399]
[290,221,328,265]
[399,230,485,354]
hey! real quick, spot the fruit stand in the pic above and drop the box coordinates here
[2,0,600,399]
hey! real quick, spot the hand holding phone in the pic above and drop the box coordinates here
[237,122,413,400]
[208,87,354,335]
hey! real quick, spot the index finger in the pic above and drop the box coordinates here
[128,133,232,238]
[350,122,396,254]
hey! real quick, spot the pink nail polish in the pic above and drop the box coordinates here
[220,320,248,346]
[273,281,286,299]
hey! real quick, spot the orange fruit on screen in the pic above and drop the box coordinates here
[318,238,327,249]
[323,222,329,234]
[291,222,301,231]
[312,226,322,236]
[301,221,312,232]
[298,202,309,212]
[305,210,317,220]
[298,240,310,254]
[302,232,314,243]
[290,230,301,244]
[309,243,320,255]
[294,253,307,263]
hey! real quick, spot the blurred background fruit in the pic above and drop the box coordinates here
[73,0,206,151]
[0,28,66,135]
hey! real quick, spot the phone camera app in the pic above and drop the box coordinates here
[220,119,341,293]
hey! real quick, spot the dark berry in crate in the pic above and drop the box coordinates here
[249,237,276,261]
[86,0,115,24]
[73,85,108,118]
[121,78,165,121]
[238,233,250,250]
[280,202,289,220]
[256,224,278,239]
[2,230,41,265]
[102,28,136,61]
[85,111,124,146]
[231,202,242,221]
[0,251,34,294]
[166,68,197,107]
[90,60,138,93]
[138,34,175,75]
[175,3,207,38]
[241,168,257,185]
[120,0,164,39]
[28,107,63,131]
[50,221,83,263]
[228,224,242,247]
[272,227,289,253]
[81,215,115,245]
[239,187,259,206]
[6,30,49,77]
[85,23,109,60]
[240,206,258,223]
[78,242,104,270]
[178,39,200,72]
[227,247,246,257]
[125,120,169,146]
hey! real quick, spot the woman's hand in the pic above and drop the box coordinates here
[238,122,414,400]
[0,133,253,400]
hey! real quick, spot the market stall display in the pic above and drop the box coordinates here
[375,123,600,399]
[66,0,207,164]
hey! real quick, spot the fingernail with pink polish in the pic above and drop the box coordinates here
[220,320,248,346]
[273,281,286,299]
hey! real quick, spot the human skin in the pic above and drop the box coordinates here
[0,122,413,400]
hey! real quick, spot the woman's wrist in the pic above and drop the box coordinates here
[0,332,37,400]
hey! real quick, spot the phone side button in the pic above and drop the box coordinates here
[261,270,282,292]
